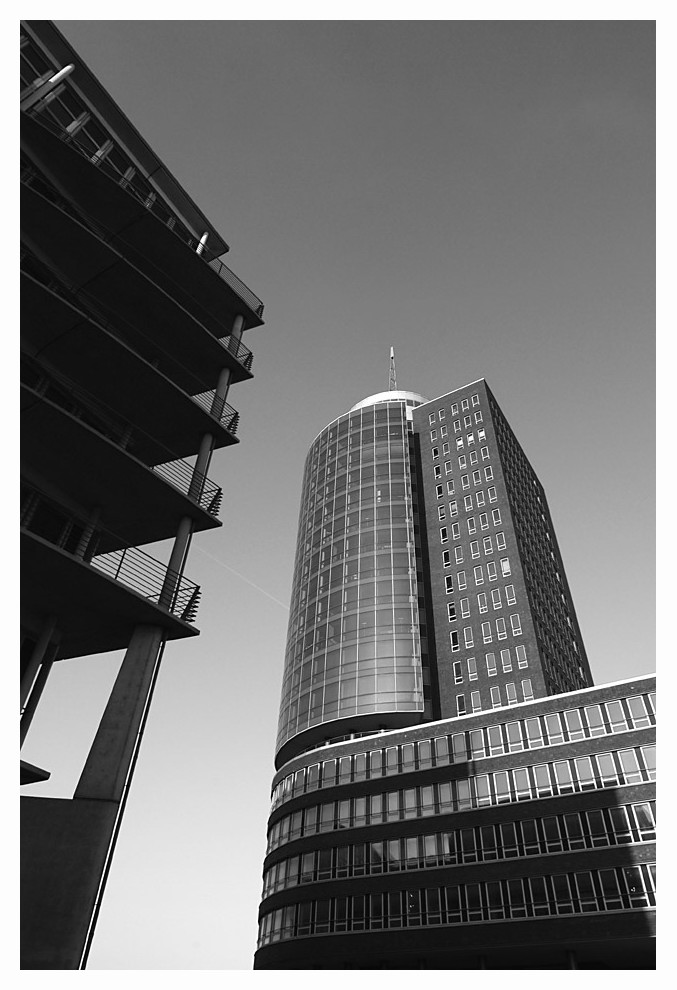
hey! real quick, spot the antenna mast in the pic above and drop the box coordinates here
[388,347,397,391]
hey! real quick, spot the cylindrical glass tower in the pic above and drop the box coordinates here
[276,390,428,767]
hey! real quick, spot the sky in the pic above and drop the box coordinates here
[20,12,655,974]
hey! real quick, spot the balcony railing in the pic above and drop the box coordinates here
[190,391,240,435]
[21,483,201,624]
[23,108,264,318]
[21,357,224,517]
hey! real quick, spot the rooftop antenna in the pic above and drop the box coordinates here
[388,347,397,391]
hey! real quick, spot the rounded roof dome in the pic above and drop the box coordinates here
[349,390,428,412]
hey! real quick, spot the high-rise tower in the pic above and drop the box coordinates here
[255,379,655,969]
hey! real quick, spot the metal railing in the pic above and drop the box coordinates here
[21,483,201,623]
[22,356,224,517]
[190,390,240,435]
[24,108,264,318]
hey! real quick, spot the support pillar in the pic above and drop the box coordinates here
[188,432,214,502]
[20,617,57,711]
[158,516,193,611]
[210,313,245,418]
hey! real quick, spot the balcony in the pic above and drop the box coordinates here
[21,109,264,320]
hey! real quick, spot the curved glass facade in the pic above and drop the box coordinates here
[276,394,427,762]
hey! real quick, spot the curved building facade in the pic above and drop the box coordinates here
[276,391,429,767]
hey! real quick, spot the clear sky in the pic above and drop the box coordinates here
[21,14,655,971]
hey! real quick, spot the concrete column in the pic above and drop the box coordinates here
[188,432,214,502]
[20,648,57,745]
[210,314,245,418]
[158,516,193,611]
[20,617,57,710]
[74,625,164,803]
[196,232,209,256]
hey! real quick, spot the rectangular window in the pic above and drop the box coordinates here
[477,593,488,613]
[486,652,497,676]
[430,430,438,441]
[472,470,481,485]
[627,695,652,728]
[505,584,516,604]
[442,442,450,455]
[443,460,453,477]
[447,601,457,622]
[429,413,436,425]
[467,433,475,445]
[432,447,439,459]
[453,418,461,432]
[525,717,543,747]
[564,709,585,741]
[490,686,501,708]
[479,512,489,530]
[467,657,478,680]
[450,630,460,652]
[510,613,522,635]
[447,480,455,494]
[464,415,472,427]
[470,690,481,712]
[491,588,502,609]
[435,484,443,498]
[470,540,480,558]
[470,450,478,465]
[461,398,469,411]
[516,644,528,668]
[506,721,523,752]
[453,660,463,684]
[574,756,595,790]
[521,678,534,701]
[456,438,464,450]
[449,500,458,516]
[500,557,511,576]
[445,575,454,593]
[460,597,470,618]
[485,466,494,481]
[456,694,466,716]
[492,509,502,525]
[477,428,486,441]
[451,403,459,415]
[487,560,497,580]
[474,410,483,422]
[464,495,473,511]
[461,474,470,489]
[454,546,464,563]
[434,465,441,478]
[438,506,446,520]
[440,425,448,438]
[451,523,460,540]
[440,527,449,544]
[457,570,467,589]
[488,486,497,501]
[544,713,564,745]
[464,627,474,648]
[501,648,512,672]
[481,621,492,643]
[496,532,506,549]
[533,764,553,797]
[553,760,574,793]
[496,617,507,640]
[481,446,489,460]
[618,749,642,783]
[641,744,656,780]
[473,565,484,585]
[438,408,445,420]
[442,550,451,567]
[475,489,485,505]
[458,454,467,469]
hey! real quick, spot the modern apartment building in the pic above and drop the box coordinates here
[20,20,263,969]
[255,384,655,969]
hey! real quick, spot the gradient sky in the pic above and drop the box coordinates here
[21,17,655,971]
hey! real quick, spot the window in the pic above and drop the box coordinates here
[436,484,443,498]
[491,588,502,609]
[440,527,449,544]
[445,575,454,593]
[475,490,485,506]
[480,513,489,530]
[467,658,478,681]
[447,602,457,622]
[490,686,501,708]
[450,631,459,652]
[456,695,466,716]
[442,550,451,567]
[485,466,494,481]
[470,690,481,712]
[487,561,497,580]
[434,465,441,479]
[452,523,461,540]
[516,644,528,668]
[478,428,486,441]
[481,446,489,460]
[462,474,470,489]
[506,682,517,705]
[472,393,479,406]
[428,413,436,425]
[521,678,534,701]
[482,621,492,643]
[501,648,512,672]
[464,627,474,648]
[451,403,459,415]
[438,408,445,420]
[463,415,472,428]
[442,442,450,454]
[618,749,642,784]
[447,480,455,494]
[432,447,439,459]
[488,486,497,501]
[467,433,475,445]
[564,710,584,741]
[453,419,461,432]
[472,470,481,485]
[474,411,483,423]
[483,536,493,555]
[525,717,543,747]
[486,652,497,676]
[430,430,438,441]
[456,438,464,450]
[449,500,458,516]
[470,541,480,558]
[438,506,446,520]
[506,721,523,752]
[470,451,478,465]
[458,455,467,470]
[477,593,488,613]
[505,584,516,604]
[510,613,522,635]
[500,557,511,576]
[454,546,464,563]
[440,425,448,438]
[461,399,469,411]
[460,598,470,618]
[496,617,507,639]
[496,532,506,549]
[463,495,473,511]
[457,570,467,589]
[492,509,502,525]
[453,661,463,684]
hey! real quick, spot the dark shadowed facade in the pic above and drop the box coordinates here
[254,385,655,969]
[20,20,263,969]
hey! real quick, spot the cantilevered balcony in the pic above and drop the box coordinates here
[21,109,264,329]
[21,482,201,658]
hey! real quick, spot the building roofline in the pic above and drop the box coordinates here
[25,20,230,257]
[415,378,488,409]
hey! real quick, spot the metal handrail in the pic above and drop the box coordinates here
[23,108,264,318]
[21,356,223,517]
[21,483,201,623]
[190,390,240,435]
